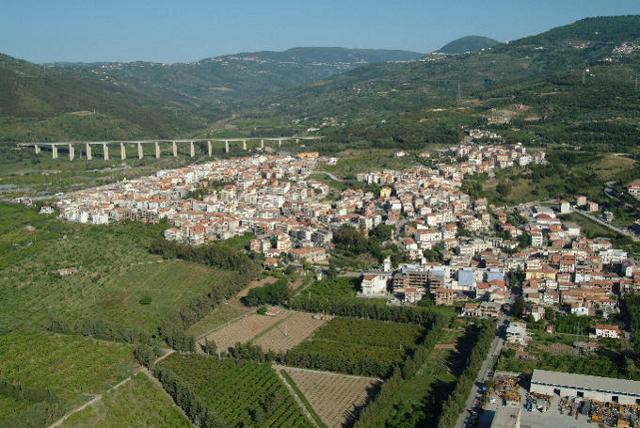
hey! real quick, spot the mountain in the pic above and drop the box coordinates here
[0,47,421,141]
[436,35,500,54]
[240,16,640,151]
[54,47,423,116]
[0,53,205,141]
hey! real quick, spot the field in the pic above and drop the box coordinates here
[0,332,135,420]
[202,310,291,352]
[280,366,379,428]
[294,277,358,303]
[293,318,423,365]
[159,354,312,427]
[60,373,191,428]
[0,203,239,333]
[186,298,252,338]
[253,311,330,353]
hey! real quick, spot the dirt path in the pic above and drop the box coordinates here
[47,376,134,428]
[47,348,175,428]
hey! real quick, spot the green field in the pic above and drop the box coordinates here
[0,332,134,419]
[159,354,311,427]
[185,298,251,338]
[290,318,424,371]
[60,373,191,428]
[294,277,358,302]
[0,203,240,333]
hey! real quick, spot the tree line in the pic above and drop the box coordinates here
[153,365,224,428]
[436,322,495,428]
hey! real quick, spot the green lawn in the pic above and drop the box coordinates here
[0,332,135,413]
[185,298,251,338]
[159,354,312,427]
[60,373,191,428]
[0,203,239,333]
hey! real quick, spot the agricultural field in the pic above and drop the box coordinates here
[294,277,359,303]
[253,312,330,353]
[202,310,291,352]
[0,332,135,417]
[186,298,252,338]
[159,354,312,427]
[60,373,191,428]
[280,366,380,428]
[0,203,240,333]
[289,318,424,375]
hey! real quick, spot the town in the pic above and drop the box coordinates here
[48,135,640,428]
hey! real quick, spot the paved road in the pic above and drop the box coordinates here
[455,316,508,428]
[571,208,639,242]
[313,170,345,182]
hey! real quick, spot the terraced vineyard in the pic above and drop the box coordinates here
[159,354,312,427]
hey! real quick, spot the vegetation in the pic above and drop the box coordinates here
[0,331,135,426]
[158,353,311,427]
[59,373,191,428]
[242,277,290,306]
[286,318,424,377]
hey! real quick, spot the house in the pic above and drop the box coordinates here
[594,324,622,339]
[360,273,389,297]
[433,287,456,306]
[628,180,640,197]
[506,321,528,345]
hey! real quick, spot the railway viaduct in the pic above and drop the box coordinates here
[16,136,323,161]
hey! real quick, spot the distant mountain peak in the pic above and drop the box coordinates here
[436,35,501,54]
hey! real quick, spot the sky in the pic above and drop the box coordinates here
[2,0,640,64]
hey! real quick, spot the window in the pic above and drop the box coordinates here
[577,391,584,398]
[635,399,640,405]
[612,396,619,403]
[554,388,561,395]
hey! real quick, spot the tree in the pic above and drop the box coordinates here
[512,297,525,318]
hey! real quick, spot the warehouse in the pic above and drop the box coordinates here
[530,369,640,405]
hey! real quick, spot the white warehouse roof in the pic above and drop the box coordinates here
[531,369,640,397]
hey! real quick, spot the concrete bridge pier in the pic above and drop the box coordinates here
[120,143,126,160]
[189,141,195,157]
[278,139,282,147]
[242,140,247,150]
[85,143,92,160]
[52,145,58,159]
[155,142,160,159]
[172,141,177,157]
[260,139,264,149]
[224,140,230,153]
[207,140,212,157]
[137,142,144,159]
[34,145,40,155]
[295,138,299,144]
[103,143,109,161]
[68,144,75,161]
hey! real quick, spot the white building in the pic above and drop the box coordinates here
[360,273,389,296]
[530,370,640,405]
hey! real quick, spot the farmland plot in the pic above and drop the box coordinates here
[203,310,290,352]
[281,366,380,428]
[253,312,330,353]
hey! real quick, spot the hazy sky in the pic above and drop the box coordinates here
[2,0,640,63]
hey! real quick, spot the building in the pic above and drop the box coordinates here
[360,273,389,296]
[594,324,622,339]
[506,321,528,345]
[530,369,640,405]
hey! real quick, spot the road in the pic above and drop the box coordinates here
[455,316,508,428]
[570,208,639,242]
[313,170,345,182]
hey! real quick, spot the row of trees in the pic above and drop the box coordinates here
[355,316,449,427]
[153,366,224,428]
[241,277,289,307]
[437,322,495,428]
[289,296,446,326]
[149,238,260,277]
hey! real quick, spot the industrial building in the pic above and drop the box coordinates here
[530,369,640,405]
